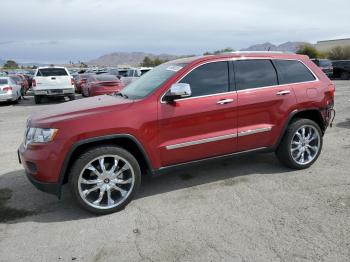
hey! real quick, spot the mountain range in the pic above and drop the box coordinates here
[240,41,308,52]
[87,52,180,66]
[0,41,311,67]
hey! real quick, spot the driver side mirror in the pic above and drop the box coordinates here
[164,83,192,103]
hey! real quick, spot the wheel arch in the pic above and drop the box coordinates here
[274,108,326,150]
[58,134,153,197]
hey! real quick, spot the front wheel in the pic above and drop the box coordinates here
[69,146,141,215]
[276,118,323,169]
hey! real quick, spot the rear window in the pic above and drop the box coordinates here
[0,79,8,85]
[274,60,316,84]
[318,60,332,67]
[36,68,68,77]
[234,60,278,90]
[95,75,118,81]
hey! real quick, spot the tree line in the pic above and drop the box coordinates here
[296,44,350,60]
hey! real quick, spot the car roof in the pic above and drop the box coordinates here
[37,66,67,69]
[171,52,310,65]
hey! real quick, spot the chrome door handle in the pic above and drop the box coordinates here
[276,90,290,96]
[217,98,234,105]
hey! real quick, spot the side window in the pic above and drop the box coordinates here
[180,61,229,97]
[273,60,316,84]
[234,60,278,90]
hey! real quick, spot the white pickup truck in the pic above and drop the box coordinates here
[32,67,75,104]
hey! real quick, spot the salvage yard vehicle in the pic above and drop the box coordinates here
[311,59,333,78]
[0,76,22,103]
[81,74,124,97]
[18,52,335,214]
[32,66,75,104]
[332,60,350,79]
[121,67,153,86]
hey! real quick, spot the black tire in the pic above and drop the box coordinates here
[340,72,350,80]
[68,94,75,101]
[69,145,141,215]
[34,95,41,104]
[276,118,323,169]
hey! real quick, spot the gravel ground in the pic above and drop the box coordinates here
[0,82,349,262]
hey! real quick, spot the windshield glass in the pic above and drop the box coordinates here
[121,62,187,99]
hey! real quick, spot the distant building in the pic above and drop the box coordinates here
[315,38,350,52]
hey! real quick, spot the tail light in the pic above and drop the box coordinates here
[71,78,74,85]
[328,83,335,99]
[3,86,13,92]
[32,79,36,87]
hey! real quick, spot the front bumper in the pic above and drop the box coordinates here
[18,143,64,197]
[25,169,61,196]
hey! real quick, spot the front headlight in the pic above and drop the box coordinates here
[24,127,58,147]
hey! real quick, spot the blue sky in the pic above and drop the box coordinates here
[1,0,349,63]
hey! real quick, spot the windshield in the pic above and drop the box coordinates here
[121,62,187,99]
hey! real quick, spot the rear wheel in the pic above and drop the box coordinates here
[34,95,41,104]
[340,72,350,80]
[69,146,141,215]
[276,118,323,169]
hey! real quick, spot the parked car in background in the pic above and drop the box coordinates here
[17,74,30,93]
[121,67,153,86]
[32,66,75,104]
[8,75,25,96]
[75,74,91,93]
[0,76,22,103]
[81,74,124,97]
[311,59,333,78]
[19,52,335,214]
[332,60,350,79]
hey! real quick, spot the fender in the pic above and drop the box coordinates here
[57,134,153,198]
[272,107,325,151]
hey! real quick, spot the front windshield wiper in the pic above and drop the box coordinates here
[115,91,129,99]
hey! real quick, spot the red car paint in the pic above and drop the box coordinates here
[18,53,334,196]
[81,75,124,97]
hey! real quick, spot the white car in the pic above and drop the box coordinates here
[121,67,153,86]
[32,66,75,104]
[0,76,22,103]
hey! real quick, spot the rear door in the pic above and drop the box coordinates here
[157,61,238,167]
[234,59,297,151]
[35,68,71,90]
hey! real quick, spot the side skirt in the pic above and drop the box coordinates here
[151,147,273,176]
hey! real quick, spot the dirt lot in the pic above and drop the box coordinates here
[0,82,349,262]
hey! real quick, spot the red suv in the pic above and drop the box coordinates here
[18,52,335,214]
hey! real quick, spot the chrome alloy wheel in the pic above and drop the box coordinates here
[290,125,320,165]
[78,155,135,210]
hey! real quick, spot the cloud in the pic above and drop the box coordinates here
[0,0,349,62]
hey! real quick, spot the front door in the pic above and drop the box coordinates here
[157,61,238,167]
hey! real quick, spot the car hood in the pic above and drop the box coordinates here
[29,95,133,125]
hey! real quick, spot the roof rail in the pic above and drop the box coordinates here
[221,51,287,54]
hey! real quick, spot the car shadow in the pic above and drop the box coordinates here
[0,152,293,224]
[336,118,350,129]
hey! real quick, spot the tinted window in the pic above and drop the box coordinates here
[180,61,229,97]
[318,60,332,67]
[0,79,8,85]
[234,60,278,90]
[36,68,68,77]
[122,62,187,99]
[95,75,118,81]
[274,60,315,84]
